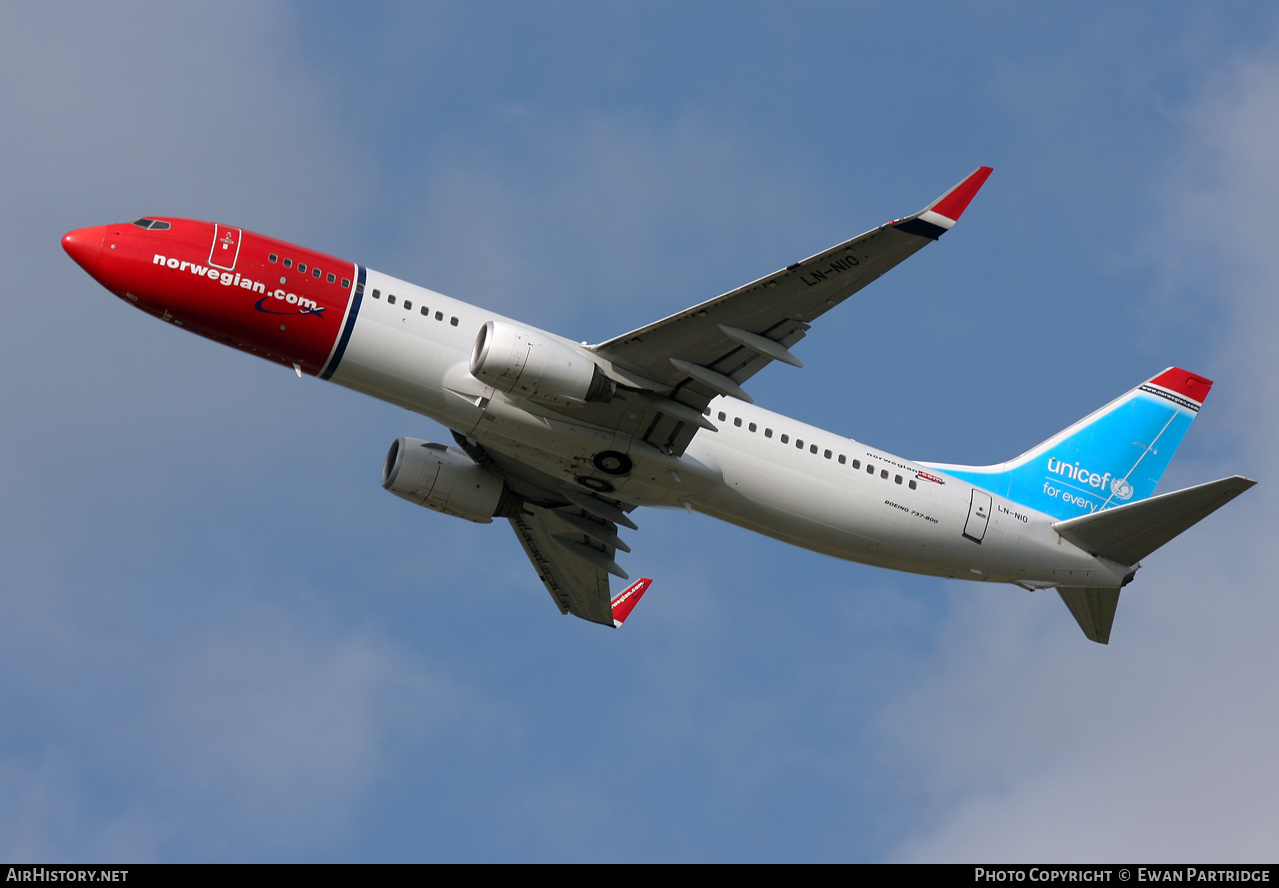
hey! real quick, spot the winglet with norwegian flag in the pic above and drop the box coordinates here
[610,578,652,627]
[890,166,993,240]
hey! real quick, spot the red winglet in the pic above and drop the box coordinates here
[929,166,993,223]
[610,578,652,627]
[1149,367,1213,405]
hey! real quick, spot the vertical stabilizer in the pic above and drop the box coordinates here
[928,368,1213,521]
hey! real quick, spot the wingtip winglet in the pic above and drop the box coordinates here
[928,165,994,224]
[891,166,992,240]
[610,577,652,627]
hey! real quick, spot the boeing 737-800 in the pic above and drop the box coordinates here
[61,167,1253,643]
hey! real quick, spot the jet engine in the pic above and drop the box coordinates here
[381,437,521,523]
[470,320,615,406]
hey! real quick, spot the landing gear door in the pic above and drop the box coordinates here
[209,225,242,271]
[963,489,992,543]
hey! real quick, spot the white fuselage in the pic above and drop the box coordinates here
[331,269,1127,590]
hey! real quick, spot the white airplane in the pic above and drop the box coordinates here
[61,167,1254,642]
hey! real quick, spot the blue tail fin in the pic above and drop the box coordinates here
[927,368,1214,520]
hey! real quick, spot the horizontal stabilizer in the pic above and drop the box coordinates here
[1057,587,1121,644]
[1054,475,1256,565]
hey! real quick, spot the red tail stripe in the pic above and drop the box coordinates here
[1150,368,1213,404]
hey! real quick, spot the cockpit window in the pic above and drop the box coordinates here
[128,218,171,230]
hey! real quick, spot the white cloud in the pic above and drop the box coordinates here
[146,600,509,857]
[0,3,508,861]
[885,38,1279,864]
[11,2,1279,863]
[389,109,823,337]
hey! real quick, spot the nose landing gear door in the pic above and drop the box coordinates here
[209,225,242,271]
[963,489,992,543]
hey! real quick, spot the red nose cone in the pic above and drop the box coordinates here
[63,227,104,275]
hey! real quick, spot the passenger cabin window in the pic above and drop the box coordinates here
[838,455,846,464]
[313,267,321,278]
[450,317,458,326]
[420,306,429,316]
[327,273,336,283]
[765,428,773,438]
[810,444,818,454]
[718,412,726,421]
[795,439,804,449]
[342,278,351,288]
[387,294,396,305]
[781,434,789,444]
[435,311,443,321]
[867,464,875,474]
[371,288,380,299]
[852,459,861,469]
[283,259,293,269]
[881,469,889,479]
[909,479,917,490]
[749,423,757,432]
[824,449,831,458]
[733,417,742,427]
[298,263,307,273]
[268,253,279,263]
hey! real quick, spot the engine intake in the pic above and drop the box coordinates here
[470,320,614,406]
[381,437,520,523]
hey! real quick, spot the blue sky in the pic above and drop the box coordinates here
[3,1,1278,862]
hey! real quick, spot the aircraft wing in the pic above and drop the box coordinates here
[593,167,992,399]
[450,431,649,627]
[503,168,992,460]
[508,501,630,627]
[496,169,990,612]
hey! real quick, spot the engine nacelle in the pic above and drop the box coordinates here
[470,320,614,406]
[381,437,520,523]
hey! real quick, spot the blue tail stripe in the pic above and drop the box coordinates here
[938,388,1201,520]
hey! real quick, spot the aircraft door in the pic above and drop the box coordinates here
[209,225,242,271]
[963,489,992,543]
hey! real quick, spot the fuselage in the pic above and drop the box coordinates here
[62,217,1131,591]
